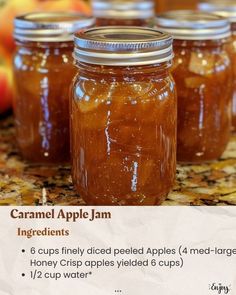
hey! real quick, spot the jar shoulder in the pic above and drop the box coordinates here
[13,47,74,71]
[73,74,176,103]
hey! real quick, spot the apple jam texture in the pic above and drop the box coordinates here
[226,25,236,132]
[193,6,236,131]
[13,41,75,163]
[156,11,232,163]
[71,27,176,205]
[13,12,94,164]
[71,64,176,205]
[172,40,232,162]
[231,32,236,131]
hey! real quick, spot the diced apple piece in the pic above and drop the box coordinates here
[188,52,215,76]
[76,98,107,114]
[185,77,206,88]
[75,80,113,113]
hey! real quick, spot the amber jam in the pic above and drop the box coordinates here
[230,25,236,132]
[156,11,232,163]
[198,2,236,132]
[71,27,177,206]
[13,12,94,164]
[92,0,154,26]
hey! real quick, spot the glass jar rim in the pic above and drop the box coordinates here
[199,2,236,24]
[92,0,154,19]
[74,26,173,66]
[155,10,231,40]
[213,10,236,25]
[14,11,95,42]
[198,0,236,11]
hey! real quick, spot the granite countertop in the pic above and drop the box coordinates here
[0,115,236,206]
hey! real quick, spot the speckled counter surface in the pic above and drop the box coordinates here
[0,115,236,206]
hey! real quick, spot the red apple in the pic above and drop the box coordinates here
[0,49,13,114]
[0,0,91,114]
[0,0,38,53]
[35,0,91,14]
[0,0,91,54]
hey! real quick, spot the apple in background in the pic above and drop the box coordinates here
[0,0,90,114]
[0,47,13,115]
[0,0,91,54]
[0,67,12,115]
[35,0,91,15]
[0,0,37,54]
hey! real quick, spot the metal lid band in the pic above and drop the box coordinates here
[92,0,154,19]
[74,26,173,66]
[14,12,95,42]
[199,1,236,24]
[155,10,231,40]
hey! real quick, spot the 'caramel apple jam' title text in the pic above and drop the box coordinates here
[10,209,112,222]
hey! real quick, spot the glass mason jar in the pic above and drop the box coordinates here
[92,0,154,26]
[198,1,236,133]
[71,27,177,206]
[156,11,232,163]
[224,18,236,133]
[13,12,94,164]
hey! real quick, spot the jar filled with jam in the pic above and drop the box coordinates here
[13,12,94,164]
[156,11,232,163]
[92,0,154,26]
[199,2,236,132]
[71,27,177,205]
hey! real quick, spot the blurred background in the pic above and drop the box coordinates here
[156,0,198,11]
[0,0,199,115]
